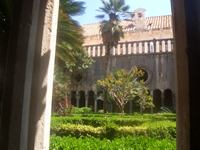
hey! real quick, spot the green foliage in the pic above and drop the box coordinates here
[97,68,154,117]
[51,122,176,140]
[96,0,131,48]
[74,107,93,113]
[65,48,94,72]
[50,113,176,140]
[49,135,176,150]
[56,0,85,63]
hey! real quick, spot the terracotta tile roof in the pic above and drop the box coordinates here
[82,15,172,37]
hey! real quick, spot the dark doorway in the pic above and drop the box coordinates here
[164,89,173,109]
[153,89,162,113]
[71,91,77,107]
[88,90,94,110]
[79,91,85,108]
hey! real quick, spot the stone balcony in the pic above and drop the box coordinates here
[84,38,174,57]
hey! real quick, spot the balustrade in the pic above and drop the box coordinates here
[84,38,173,57]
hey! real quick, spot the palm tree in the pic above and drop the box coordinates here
[56,0,85,66]
[96,0,130,113]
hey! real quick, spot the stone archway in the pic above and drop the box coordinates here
[97,91,103,111]
[153,89,162,113]
[88,90,95,110]
[71,91,77,107]
[164,89,173,109]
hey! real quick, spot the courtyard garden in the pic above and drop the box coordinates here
[49,108,176,150]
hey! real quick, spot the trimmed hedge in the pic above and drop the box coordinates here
[50,135,176,150]
[51,121,176,140]
[51,116,151,128]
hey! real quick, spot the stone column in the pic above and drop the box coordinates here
[85,94,88,107]
[0,0,59,150]
[129,101,133,114]
[76,94,80,108]
[161,92,164,107]
[94,93,97,112]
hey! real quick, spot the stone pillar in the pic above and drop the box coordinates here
[76,94,80,108]
[129,101,133,114]
[85,94,88,107]
[94,100,97,112]
[0,0,59,150]
[171,0,200,149]
[94,93,97,112]
[161,92,164,107]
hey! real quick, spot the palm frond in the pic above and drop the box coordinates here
[95,14,105,19]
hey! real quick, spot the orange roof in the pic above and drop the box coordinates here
[82,15,172,37]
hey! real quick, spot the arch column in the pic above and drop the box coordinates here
[161,91,164,107]
[76,94,80,108]
[129,101,133,114]
[85,94,88,107]
[94,93,97,112]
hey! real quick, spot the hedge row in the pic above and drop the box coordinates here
[51,122,176,140]
[50,135,176,150]
[51,117,150,128]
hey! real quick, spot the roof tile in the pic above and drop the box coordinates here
[82,15,172,37]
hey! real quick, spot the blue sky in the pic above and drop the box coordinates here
[73,0,172,25]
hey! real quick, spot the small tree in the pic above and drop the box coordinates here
[97,68,154,117]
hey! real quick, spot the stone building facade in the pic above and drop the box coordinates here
[70,9,175,113]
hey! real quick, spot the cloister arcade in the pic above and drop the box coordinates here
[69,89,175,113]
[0,0,199,149]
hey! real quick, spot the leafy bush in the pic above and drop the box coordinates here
[49,135,176,150]
[51,122,176,140]
[81,107,93,113]
[51,116,149,128]
[98,109,104,113]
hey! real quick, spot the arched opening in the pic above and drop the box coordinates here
[153,89,162,113]
[79,90,85,108]
[97,100,103,111]
[97,91,103,111]
[71,91,77,107]
[88,90,94,110]
[164,89,173,109]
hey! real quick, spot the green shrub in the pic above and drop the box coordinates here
[51,122,176,140]
[98,109,104,113]
[81,107,92,113]
[49,135,176,150]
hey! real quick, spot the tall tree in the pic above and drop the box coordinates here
[96,0,130,113]
[56,0,86,66]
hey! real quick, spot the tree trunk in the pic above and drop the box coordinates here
[104,46,110,113]
[121,109,124,117]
